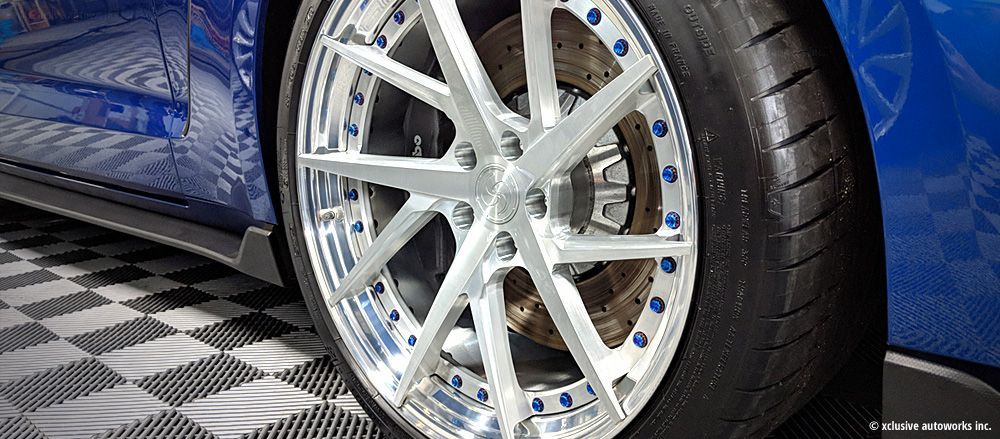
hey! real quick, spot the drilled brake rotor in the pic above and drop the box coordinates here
[475,11,661,350]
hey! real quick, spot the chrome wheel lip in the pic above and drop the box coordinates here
[294,0,699,437]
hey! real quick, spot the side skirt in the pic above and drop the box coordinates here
[0,172,285,286]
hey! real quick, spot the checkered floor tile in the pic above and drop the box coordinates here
[0,201,380,439]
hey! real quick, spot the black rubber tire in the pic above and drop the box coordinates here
[275,0,883,438]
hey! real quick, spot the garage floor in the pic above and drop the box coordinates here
[0,200,879,438]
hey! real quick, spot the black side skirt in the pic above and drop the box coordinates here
[0,172,285,286]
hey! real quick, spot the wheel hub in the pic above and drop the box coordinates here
[476,164,519,224]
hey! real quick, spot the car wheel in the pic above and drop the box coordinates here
[276,0,880,437]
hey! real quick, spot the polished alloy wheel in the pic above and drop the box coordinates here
[294,0,697,437]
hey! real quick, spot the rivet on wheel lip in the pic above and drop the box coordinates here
[586,8,601,25]
[407,335,417,346]
[652,119,668,137]
[559,392,573,408]
[347,123,359,137]
[586,383,595,395]
[347,189,359,200]
[373,282,385,294]
[353,92,364,105]
[613,39,629,56]
[451,375,463,388]
[393,11,405,24]
[661,165,678,183]
[664,211,681,229]
[650,296,666,314]
[633,331,648,348]
[660,257,677,273]
[388,309,399,321]
[532,398,544,412]
[352,221,364,232]
[477,388,488,402]
[375,35,387,49]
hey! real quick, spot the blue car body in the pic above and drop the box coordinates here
[0,0,996,388]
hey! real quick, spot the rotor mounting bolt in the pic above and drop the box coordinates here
[353,92,364,105]
[407,335,417,346]
[651,119,668,137]
[347,189,359,201]
[661,165,678,183]
[347,123,359,137]
[664,211,681,229]
[477,388,489,403]
[650,296,666,314]
[532,398,545,412]
[633,331,648,348]
[388,309,399,321]
[373,282,385,294]
[613,39,629,56]
[586,384,595,395]
[586,8,601,25]
[362,69,372,76]
[660,257,677,273]
[352,220,364,233]
[559,392,573,408]
[393,11,405,24]
[451,375,463,388]
[375,35,387,49]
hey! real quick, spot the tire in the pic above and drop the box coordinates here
[275,0,882,438]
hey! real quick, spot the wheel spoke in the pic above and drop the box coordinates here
[298,151,470,200]
[392,223,496,406]
[520,0,559,131]
[327,195,440,304]
[469,277,530,438]
[319,36,454,115]
[520,56,657,180]
[419,0,514,137]
[549,234,693,265]
[513,218,627,421]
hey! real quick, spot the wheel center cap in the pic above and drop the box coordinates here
[475,164,518,224]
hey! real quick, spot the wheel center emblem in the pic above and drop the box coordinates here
[475,165,518,224]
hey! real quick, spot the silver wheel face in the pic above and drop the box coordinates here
[295,1,698,437]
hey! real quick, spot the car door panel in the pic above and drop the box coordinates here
[0,0,184,196]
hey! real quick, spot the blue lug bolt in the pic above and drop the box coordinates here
[451,375,463,388]
[587,8,601,25]
[613,39,629,56]
[662,165,678,183]
[347,189,359,200]
[393,11,405,24]
[353,93,364,105]
[660,257,677,273]
[664,211,681,229]
[559,393,573,408]
[352,221,364,233]
[650,296,666,314]
[477,388,489,402]
[652,119,668,137]
[532,398,544,412]
[633,331,648,348]
[374,282,385,294]
[375,35,387,49]
[586,383,595,395]
[407,335,417,346]
[388,309,399,321]
[347,123,359,137]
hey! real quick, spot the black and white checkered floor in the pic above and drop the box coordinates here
[0,201,380,439]
[0,200,881,438]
